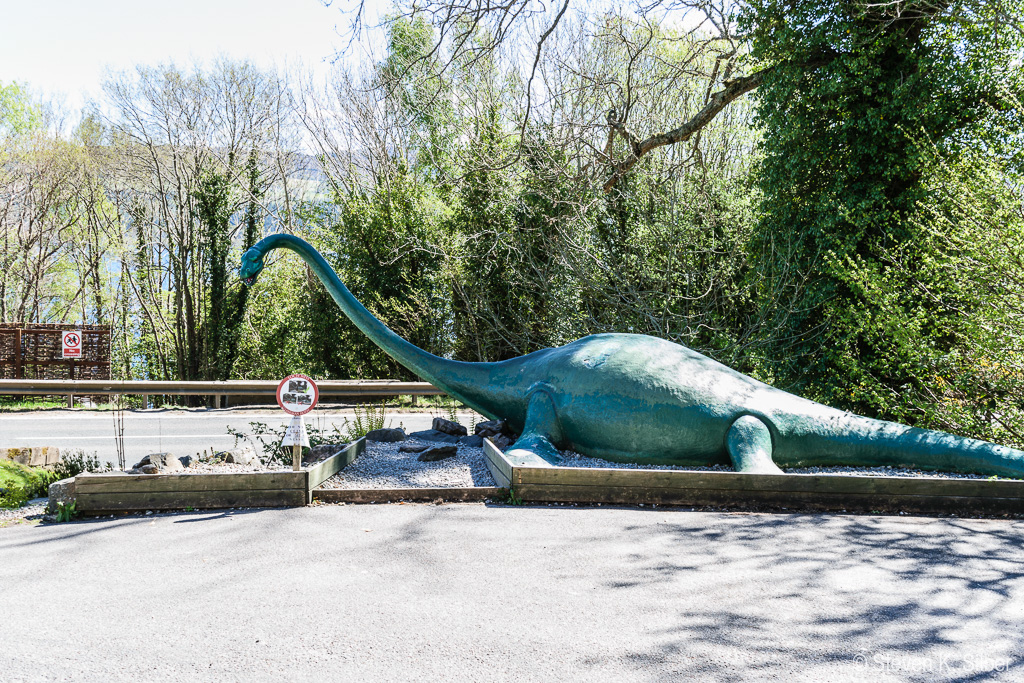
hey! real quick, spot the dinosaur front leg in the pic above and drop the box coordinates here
[727,415,784,474]
[504,390,564,468]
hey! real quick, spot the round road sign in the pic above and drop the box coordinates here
[276,374,319,416]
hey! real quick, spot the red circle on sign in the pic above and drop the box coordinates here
[276,374,319,416]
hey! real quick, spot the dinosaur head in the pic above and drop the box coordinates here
[238,247,265,286]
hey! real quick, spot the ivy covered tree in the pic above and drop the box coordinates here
[744,0,1024,422]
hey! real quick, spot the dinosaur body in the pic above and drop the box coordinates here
[240,234,1024,478]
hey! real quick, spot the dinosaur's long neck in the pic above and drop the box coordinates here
[253,234,504,419]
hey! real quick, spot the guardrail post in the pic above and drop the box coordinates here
[142,394,149,409]
[66,393,73,409]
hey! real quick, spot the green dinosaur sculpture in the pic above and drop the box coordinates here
[240,234,1024,477]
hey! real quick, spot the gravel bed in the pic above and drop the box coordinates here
[557,450,733,472]
[557,449,1002,479]
[185,461,289,474]
[318,440,496,489]
[0,498,49,525]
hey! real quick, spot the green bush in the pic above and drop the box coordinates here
[0,460,60,509]
[53,449,108,480]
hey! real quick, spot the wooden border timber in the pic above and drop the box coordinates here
[74,470,308,513]
[306,438,366,494]
[73,438,368,514]
[477,440,1024,516]
[482,438,513,487]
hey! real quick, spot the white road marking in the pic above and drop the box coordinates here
[13,434,232,440]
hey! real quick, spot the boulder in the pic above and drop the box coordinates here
[459,434,484,447]
[137,464,159,475]
[474,420,506,438]
[4,447,60,467]
[147,452,183,472]
[365,428,406,443]
[304,444,343,464]
[132,455,152,468]
[490,434,513,452]
[178,455,194,469]
[408,429,462,444]
[399,442,429,453]
[47,477,76,514]
[219,448,258,465]
[431,417,468,437]
[417,444,458,462]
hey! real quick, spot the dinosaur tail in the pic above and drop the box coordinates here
[244,234,504,418]
[782,411,1024,478]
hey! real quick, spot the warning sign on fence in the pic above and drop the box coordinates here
[61,330,82,359]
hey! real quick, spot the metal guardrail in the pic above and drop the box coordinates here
[0,379,445,408]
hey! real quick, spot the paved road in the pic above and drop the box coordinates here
[0,408,476,467]
[3,504,1024,681]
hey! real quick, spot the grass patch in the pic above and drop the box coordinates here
[0,397,69,411]
[0,460,59,508]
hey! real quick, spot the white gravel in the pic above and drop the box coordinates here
[186,461,291,474]
[0,497,48,526]
[557,450,734,472]
[318,440,496,489]
[556,449,1003,479]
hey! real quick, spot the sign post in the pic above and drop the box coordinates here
[61,330,83,359]
[276,374,319,471]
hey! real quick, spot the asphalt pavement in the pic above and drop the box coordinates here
[3,504,1024,681]
[0,408,474,466]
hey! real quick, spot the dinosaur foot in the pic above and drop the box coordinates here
[505,433,562,468]
[728,415,785,474]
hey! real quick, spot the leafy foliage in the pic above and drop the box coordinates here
[52,449,109,480]
[0,461,59,509]
[744,0,1024,429]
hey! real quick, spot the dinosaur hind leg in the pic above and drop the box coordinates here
[727,415,784,474]
[504,390,564,467]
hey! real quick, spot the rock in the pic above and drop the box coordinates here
[47,477,76,514]
[218,448,257,465]
[365,428,406,443]
[132,455,152,469]
[138,464,159,475]
[431,417,468,437]
[459,434,484,447]
[399,442,429,453]
[178,455,194,469]
[6,447,61,466]
[146,452,183,472]
[408,429,462,444]
[417,444,458,462]
[491,434,513,452]
[304,444,343,463]
[474,420,506,438]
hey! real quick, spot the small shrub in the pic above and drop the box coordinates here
[53,449,108,480]
[0,460,59,509]
[55,501,77,522]
[336,401,390,442]
[227,412,372,467]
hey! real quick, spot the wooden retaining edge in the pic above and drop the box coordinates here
[73,439,367,514]
[479,441,1024,515]
[74,470,308,514]
[313,487,506,504]
[306,438,366,494]
[482,438,512,487]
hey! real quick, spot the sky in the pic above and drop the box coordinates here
[0,0,384,112]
